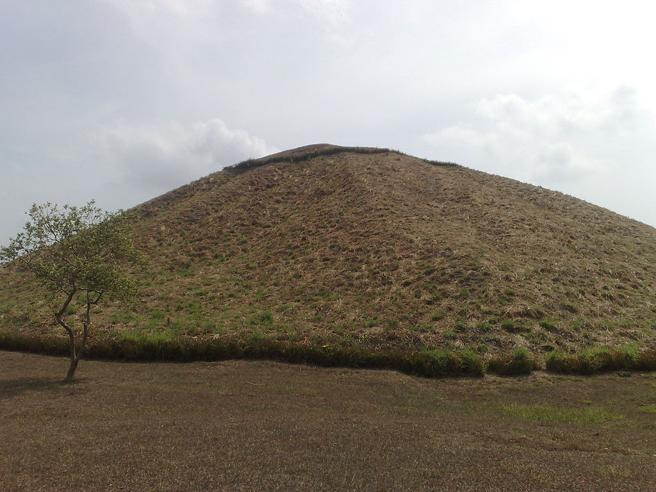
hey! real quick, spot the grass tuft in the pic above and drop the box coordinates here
[546,345,656,374]
[501,319,528,333]
[488,347,535,376]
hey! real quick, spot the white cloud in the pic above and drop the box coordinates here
[298,0,351,25]
[110,0,214,18]
[241,0,272,15]
[423,88,656,184]
[240,0,352,37]
[97,119,276,191]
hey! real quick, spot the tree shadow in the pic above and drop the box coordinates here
[0,377,82,400]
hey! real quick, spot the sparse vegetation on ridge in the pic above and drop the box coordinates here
[226,144,458,174]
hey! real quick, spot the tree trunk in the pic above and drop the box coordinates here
[64,356,80,383]
[63,293,95,383]
[58,290,99,383]
[57,290,78,383]
[63,329,79,384]
[64,336,88,383]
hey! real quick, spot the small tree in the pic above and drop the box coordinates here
[0,202,138,382]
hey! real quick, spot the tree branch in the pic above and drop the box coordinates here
[55,289,76,323]
[77,291,94,361]
[55,289,77,363]
[91,291,104,305]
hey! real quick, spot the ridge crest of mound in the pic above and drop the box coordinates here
[225,144,392,173]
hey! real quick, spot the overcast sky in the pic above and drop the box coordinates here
[2,0,656,244]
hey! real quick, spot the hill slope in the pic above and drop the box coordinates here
[2,144,656,358]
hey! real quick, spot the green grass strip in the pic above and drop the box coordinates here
[0,332,484,378]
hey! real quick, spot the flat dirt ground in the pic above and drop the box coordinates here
[1,351,655,491]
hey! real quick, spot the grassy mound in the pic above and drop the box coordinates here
[3,144,656,363]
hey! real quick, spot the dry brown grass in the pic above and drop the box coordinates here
[2,144,656,361]
[2,351,656,490]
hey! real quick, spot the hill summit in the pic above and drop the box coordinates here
[2,144,656,357]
